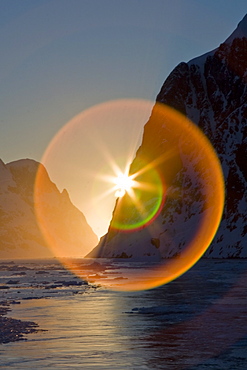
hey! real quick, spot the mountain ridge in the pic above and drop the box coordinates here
[88,14,247,259]
[0,158,98,259]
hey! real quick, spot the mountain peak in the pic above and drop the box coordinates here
[0,159,98,259]
[91,14,247,262]
[238,14,247,32]
[224,13,247,44]
[187,14,247,68]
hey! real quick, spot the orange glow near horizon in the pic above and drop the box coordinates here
[35,99,154,239]
[34,100,224,291]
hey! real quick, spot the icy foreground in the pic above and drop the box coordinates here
[0,159,98,259]
[0,259,246,369]
[89,15,247,259]
[0,259,97,344]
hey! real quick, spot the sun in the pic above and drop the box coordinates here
[114,173,135,198]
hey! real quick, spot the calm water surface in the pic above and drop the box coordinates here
[0,259,247,369]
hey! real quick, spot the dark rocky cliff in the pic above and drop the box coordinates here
[88,15,247,259]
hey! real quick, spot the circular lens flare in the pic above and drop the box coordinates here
[34,100,224,292]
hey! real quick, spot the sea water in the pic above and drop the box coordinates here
[0,259,246,369]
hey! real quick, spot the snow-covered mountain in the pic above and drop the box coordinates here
[0,159,98,259]
[89,15,247,259]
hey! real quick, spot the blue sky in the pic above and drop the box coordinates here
[0,0,246,236]
[1,0,246,163]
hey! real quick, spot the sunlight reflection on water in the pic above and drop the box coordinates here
[0,259,247,369]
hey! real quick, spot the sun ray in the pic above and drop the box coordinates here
[133,181,161,192]
[130,147,177,180]
[92,183,120,203]
[126,187,148,215]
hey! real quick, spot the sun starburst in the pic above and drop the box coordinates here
[113,173,135,197]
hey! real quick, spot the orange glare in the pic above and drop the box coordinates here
[34,100,224,292]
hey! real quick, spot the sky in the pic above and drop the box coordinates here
[1,0,246,237]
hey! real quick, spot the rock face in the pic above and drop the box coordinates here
[0,159,98,259]
[88,15,247,259]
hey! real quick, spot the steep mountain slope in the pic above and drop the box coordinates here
[0,159,98,259]
[89,15,247,259]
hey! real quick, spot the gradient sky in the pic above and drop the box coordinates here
[1,0,246,237]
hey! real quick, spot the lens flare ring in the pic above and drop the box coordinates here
[34,99,224,292]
